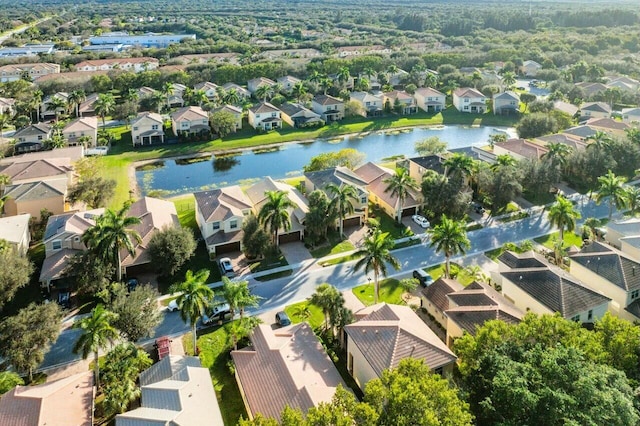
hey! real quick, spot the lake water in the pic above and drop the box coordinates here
[136,125,516,197]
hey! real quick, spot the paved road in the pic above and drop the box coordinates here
[40,196,612,370]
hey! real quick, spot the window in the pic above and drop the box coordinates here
[52,240,62,250]
[74,236,80,243]
[271,112,277,117]
[463,106,469,110]
[632,290,640,300]
[434,367,444,376]
[365,101,370,106]
[133,126,139,131]
[212,222,220,231]
[464,98,470,103]
[69,133,76,138]
[230,219,238,229]
[588,310,593,321]
[151,124,158,130]
[571,315,580,322]
[38,135,43,140]
[360,196,367,204]
[243,210,250,216]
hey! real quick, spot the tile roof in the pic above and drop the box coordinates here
[62,116,98,133]
[13,123,52,138]
[383,90,413,101]
[497,250,547,269]
[305,166,369,193]
[246,177,308,225]
[39,248,82,282]
[536,133,587,151]
[553,101,579,117]
[409,155,446,175]
[345,303,456,375]
[249,102,280,114]
[0,371,94,426]
[414,87,445,98]
[212,104,242,115]
[0,146,84,165]
[495,138,548,160]
[0,158,71,183]
[3,180,66,201]
[584,117,630,131]
[364,169,421,210]
[445,306,522,335]
[170,106,209,122]
[131,112,163,126]
[570,242,640,292]
[44,208,105,242]
[580,101,611,113]
[231,323,345,421]
[313,94,343,106]
[562,125,597,139]
[421,277,464,312]
[76,57,158,68]
[493,91,520,101]
[453,87,485,98]
[353,161,390,184]
[194,186,253,223]
[221,82,250,96]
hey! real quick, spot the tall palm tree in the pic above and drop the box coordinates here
[542,142,572,169]
[586,131,613,152]
[258,190,297,246]
[319,78,333,95]
[337,66,351,88]
[149,92,165,113]
[29,89,42,123]
[123,88,139,103]
[255,84,272,102]
[162,82,175,107]
[224,88,240,106]
[72,304,119,388]
[548,195,581,242]
[501,71,517,89]
[443,152,475,180]
[292,81,307,103]
[82,202,142,281]
[94,93,116,129]
[595,170,628,220]
[308,283,344,334]
[272,82,284,96]
[428,215,471,278]
[353,231,400,304]
[192,89,208,108]
[383,168,419,223]
[227,317,261,351]
[68,90,86,118]
[47,96,66,123]
[625,185,640,216]
[490,154,518,172]
[326,183,358,238]
[170,269,214,355]
[221,277,260,319]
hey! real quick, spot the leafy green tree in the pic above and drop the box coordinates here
[353,231,400,304]
[383,168,419,223]
[304,190,333,245]
[0,248,33,311]
[72,304,119,388]
[428,215,470,278]
[228,317,261,351]
[415,136,447,156]
[326,183,358,237]
[421,170,471,221]
[82,202,142,281]
[148,226,196,276]
[108,283,162,342]
[516,112,558,138]
[0,302,62,382]
[241,215,270,259]
[520,93,537,112]
[501,71,516,89]
[170,269,214,355]
[101,343,152,415]
[210,110,238,138]
[221,277,260,319]
[46,96,66,123]
[0,371,24,394]
[304,148,365,172]
[258,190,297,246]
[548,195,581,242]
[65,251,114,295]
[67,176,116,208]
[444,153,475,181]
[625,185,640,216]
[595,170,628,220]
[255,85,272,102]
[593,312,640,383]
[488,133,507,149]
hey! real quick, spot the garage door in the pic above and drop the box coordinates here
[343,217,361,228]
[401,206,417,217]
[215,241,241,255]
[278,231,301,244]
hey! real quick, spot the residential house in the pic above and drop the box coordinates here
[40,92,69,120]
[0,62,60,82]
[576,82,607,98]
[247,102,282,131]
[62,117,98,147]
[562,124,597,140]
[607,76,639,92]
[493,138,548,161]
[604,218,640,259]
[413,87,446,113]
[0,146,84,165]
[136,86,157,99]
[536,133,587,151]
[232,323,346,421]
[0,371,94,426]
[304,166,369,228]
[78,93,99,117]
[579,102,611,120]
[570,242,640,321]
[622,107,640,125]
[337,45,392,57]
[350,91,383,117]
[167,83,187,108]
[3,180,67,218]
[259,48,322,61]
[276,75,301,93]
[0,158,73,187]
[421,277,464,329]
[383,90,418,114]
[170,106,210,137]
[354,162,421,220]
[131,112,165,146]
[194,81,219,101]
[494,251,610,323]
[553,100,579,117]
[344,303,457,390]
[388,69,410,87]
[115,355,222,426]
[12,123,53,153]
[311,94,344,122]
[0,96,15,115]
[493,91,520,115]
[75,57,159,73]
[222,82,251,100]
[407,154,446,183]
[247,77,275,94]
[453,88,487,113]
[211,105,243,131]
[194,186,253,255]
[90,32,196,48]
[584,117,630,138]
[246,177,308,244]
[0,214,31,256]
[521,60,542,77]
[175,53,240,66]
[279,103,323,128]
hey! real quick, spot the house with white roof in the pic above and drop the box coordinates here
[604,218,640,261]
[452,88,487,113]
[0,214,31,256]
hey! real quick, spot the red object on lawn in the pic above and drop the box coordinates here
[155,336,171,360]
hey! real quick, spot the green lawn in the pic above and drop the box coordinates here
[183,325,247,426]
[309,236,355,259]
[172,194,197,230]
[425,263,475,286]
[319,252,362,267]
[352,278,405,306]
[283,301,325,329]
[534,231,583,250]
[369,206,413,239]
[248,251,288,273]
[253,269,293,282]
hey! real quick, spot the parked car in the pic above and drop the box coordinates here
[412,214,430,229]
[413,269,434,287]
[219,257,235,277]
[126,278,139,292]
[275,311,291,327]
[202,303,232,325]
[57,290,71,309]
[167,300,179,312]
[472,203,486,215]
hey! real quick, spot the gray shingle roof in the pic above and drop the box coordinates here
[421,278,464,312]
[445,306,522,335]
[409,155,446,175]
[498,251,546,269]
[305,166,368,192]
[570,242,640,291]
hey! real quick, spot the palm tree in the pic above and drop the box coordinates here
[595,170,628,220]
[170,269,214,355]
[582,217,601,241]
[548,195,581,242]
[123,88,139,103]
[224,88,240,106]
[292,81,307,103]
[149,92,165,113]
[272,82,284,96]
[192,89,208,108]
[428,215,471,278]
[258,190,297,246]
[255,84,272,102]
[308,283,345,334]
[625,186,640,216]
[94,93,115,129]
[319,78,333,95]
[586,131,613,152]
[490,154,518,172]
[162,82,174,107]
[72,304,119,388]
[464,265,489,284]
[227,317,261,351]
[221,277,260,319]
[47,96,66,123]
[501,71,517,89]
[383,168,419,223]
[29,89,42,123]
[326,183,358,238]
[337,66,351,88]
[82,202,142,281]
[443,152,475,180]
[353,231,400,304]
[471,71,483,89]
[542,142,572,169]
[68,90,86,118]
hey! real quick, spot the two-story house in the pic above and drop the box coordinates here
[195,186,253,256]
[221,83,251,101]
[621,108,640,125]
[12,123,53,153]
[167,83,186,108]
[349,91,383,117]
[211,105,243,131]
[75,57,159,73]
[493,91,520,115]
[382,90,418,114]
[452,88,487,113]
[131,112,165,146]
[521,60,542,77]
[0,63,60,83]
[247,77,275,95]
[304,166,369,229]
[570,242,640,322]
[413,87,446,113]
[194,81,219,102]
[0,157,73,187]
[279,103,323,128]
[604,218,640,260]
[579,102,611,120]
[248,103,282,131]
[40,92,69,120]
[62,117,98,147]
[170,106,210,137]
[276,75,301,94]
[311,94,344,122]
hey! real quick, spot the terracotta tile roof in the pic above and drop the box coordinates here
[212,104,242,115]
[495,138,548,160]
[249,102,280,114]
[194,81,219,92]
[536,133,587,151]
[453,87,485,98]
[0,371,94,426]
[231,323,345,421]
[170,106,208,122]
[194,186,253,222]
[345,303,456,375]
[383,90,413,101]
[44,208,104,241]
[365,170,421,211]
[421,278,464,312]
[570,242,640,292]
[553,101,579,116]
[0,146,84,165]
[353,161,390,184]
[0,158,71,183]
[313,94,343,106]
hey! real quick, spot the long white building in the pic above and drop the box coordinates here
[89,32,196,48]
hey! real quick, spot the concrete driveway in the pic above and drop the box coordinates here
[345,224,369,247]
[279,241,313,265]
[402,216,427,235]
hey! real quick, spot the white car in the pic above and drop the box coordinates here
[412,214,430,229]
[219,257,235,277]
[167,300,179,312]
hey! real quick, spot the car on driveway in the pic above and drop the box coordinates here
[219,257,235,277]
[472,203,486,215]
[412,214,430,229]
[57,290,71,309]
[275,311,291,327]
[167,299,179,312]
[126,278,138,292]
[202,303,232,325]
[413,269,434,287]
